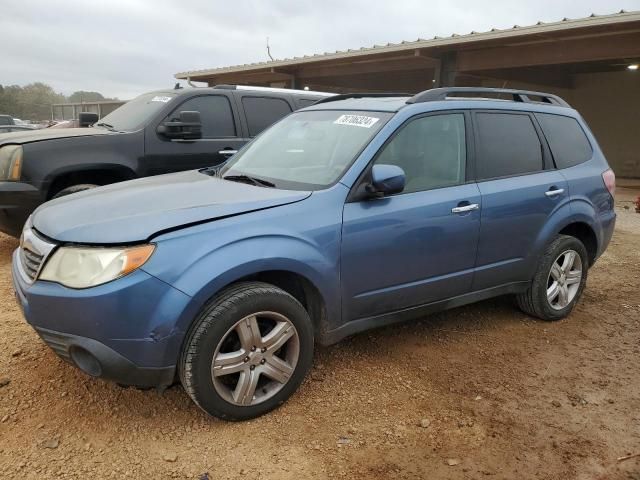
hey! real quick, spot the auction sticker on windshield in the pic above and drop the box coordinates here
[151,96,173,103]
[334,114,380,128]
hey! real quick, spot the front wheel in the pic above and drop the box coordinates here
[179,282,314,421]
[517,235,589,321]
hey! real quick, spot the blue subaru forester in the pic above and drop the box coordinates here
[12,87,616,420]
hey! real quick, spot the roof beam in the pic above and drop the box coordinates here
[463,69,574,89]
[457,31,640,71]
[295,55,438,79]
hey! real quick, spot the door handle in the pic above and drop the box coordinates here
[451,203,480,214]
[545,188,565,197]
[218,149,238,155]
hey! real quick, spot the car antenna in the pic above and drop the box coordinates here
[266,37,274,61]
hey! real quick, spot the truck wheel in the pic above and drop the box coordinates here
[517,235,589,321]
[179,282,314,421]
[52,184,98,199]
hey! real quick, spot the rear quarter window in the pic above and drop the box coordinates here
[535,113,593,168]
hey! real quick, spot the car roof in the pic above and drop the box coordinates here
[303,87,575,115]
[142,86,328,99]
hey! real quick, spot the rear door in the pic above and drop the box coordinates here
[471,110,569,290]
[143,94,245,176]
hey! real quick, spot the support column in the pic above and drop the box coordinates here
[438,52,458,87]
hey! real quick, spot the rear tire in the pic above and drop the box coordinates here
[517,235,589,321]
[52,184,98,199]
[179,282,314,421]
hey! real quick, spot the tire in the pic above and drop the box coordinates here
[517,235,589,321]
[52,184,98,199]
[179,282,314,421]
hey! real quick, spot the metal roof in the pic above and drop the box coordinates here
[175,9,640,79]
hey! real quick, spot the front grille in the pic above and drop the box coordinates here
[20,247,44,282]
[17,225,56,284]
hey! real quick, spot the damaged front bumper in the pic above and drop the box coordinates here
[12,249,192,388]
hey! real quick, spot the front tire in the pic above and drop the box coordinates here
[179,282,314,421]
[52,184,98,199]
[517,235,589,321]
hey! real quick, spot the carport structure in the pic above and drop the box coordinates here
[176,10,640,177]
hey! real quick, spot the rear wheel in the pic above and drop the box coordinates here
[52,184,98,199]
[179,282,314,421]
[517,235,589,321]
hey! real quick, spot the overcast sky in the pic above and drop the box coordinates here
[2,0,639,99]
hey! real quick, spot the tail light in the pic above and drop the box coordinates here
[602,169,615,199]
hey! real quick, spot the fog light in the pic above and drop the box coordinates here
[69,346,102,377]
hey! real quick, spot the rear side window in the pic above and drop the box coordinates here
[536,113,592,168]
[242,97,292,136]
[0,116,12,126]
[169,95,236,138]
[475,112,543,180]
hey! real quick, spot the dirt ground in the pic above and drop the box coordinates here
[0,187,639,480]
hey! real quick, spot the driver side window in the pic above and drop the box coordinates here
[375,113,467,194]
[168,95,236,138]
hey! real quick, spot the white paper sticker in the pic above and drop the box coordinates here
[333,114,380,128]
[151,96,173,103]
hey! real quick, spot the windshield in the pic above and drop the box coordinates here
[96,92,177,132]
[220,110,392,190]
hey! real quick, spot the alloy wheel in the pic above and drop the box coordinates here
[211,311,300,406]
[546,249,583,310]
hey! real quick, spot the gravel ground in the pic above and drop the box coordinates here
[0,187,639,479]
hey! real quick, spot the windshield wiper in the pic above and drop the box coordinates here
[201,165,223,177]
[95,122,116,131]
[223,174,275,188]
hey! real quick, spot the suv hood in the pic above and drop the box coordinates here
[0,127,113,146]
[32,170,311,244]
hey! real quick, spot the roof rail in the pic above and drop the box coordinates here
[212,84,334,97]
[314,92,411,105]
[406,87,570,107]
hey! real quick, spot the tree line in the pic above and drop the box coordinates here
[0,83,117,121]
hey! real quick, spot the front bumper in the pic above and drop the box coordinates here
[34,326,175,387]
[0,181,42,237]
[12,249,194,388]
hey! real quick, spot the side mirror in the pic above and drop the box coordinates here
[78,112,99,127]
[157,111,202,140]
[367,164,406,197]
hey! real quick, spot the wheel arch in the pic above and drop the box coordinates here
[175,258,337,345]
[557,222,598,266]
[531,201,601,269]
[535,202,601,266]
[45,164,137,199]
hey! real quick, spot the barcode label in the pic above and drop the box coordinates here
[334,115,380,128]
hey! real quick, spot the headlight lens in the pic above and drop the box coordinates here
[0,145,23,181]
[39,244,155,289]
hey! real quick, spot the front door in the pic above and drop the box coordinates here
[143,94,246,176]
[341,112,481,322]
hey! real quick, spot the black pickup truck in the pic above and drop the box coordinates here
[0,85,331,237]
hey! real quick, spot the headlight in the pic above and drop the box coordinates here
[39,244,155,289]
[0,145,23,181]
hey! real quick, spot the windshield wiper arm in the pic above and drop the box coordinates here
[95,122,116,131]
[223,174,275,188]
